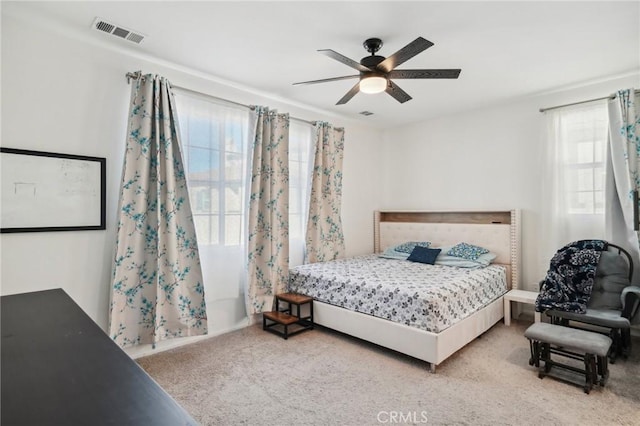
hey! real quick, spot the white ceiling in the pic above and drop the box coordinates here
[4,1,640,128]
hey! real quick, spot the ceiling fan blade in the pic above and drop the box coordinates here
[386,81,412,104]
[376,37,434,73]
[319,49,373,72]
[388,69,461,79]
[293,75,359,86]
[336,82,361,105]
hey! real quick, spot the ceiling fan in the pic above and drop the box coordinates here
[293,37,461,105]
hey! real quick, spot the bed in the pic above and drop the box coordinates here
[288,210,521,372]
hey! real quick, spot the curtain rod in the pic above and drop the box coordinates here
[126,71,315,126]
[539,89,640,113]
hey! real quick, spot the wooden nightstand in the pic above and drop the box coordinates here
[504,289,541,326]
[263,293,314,339]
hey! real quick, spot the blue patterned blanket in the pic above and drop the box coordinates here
[535,240,607,314]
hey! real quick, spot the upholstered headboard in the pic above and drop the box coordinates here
[374,210,521,289]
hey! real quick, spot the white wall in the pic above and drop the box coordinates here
[5,6,637,351]
[0,11,384,343]
[380,74,640,290]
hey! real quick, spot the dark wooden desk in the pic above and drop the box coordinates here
[1,289,197,425]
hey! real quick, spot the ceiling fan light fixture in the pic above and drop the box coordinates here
[359,75,387,94]
[293,37,460,105]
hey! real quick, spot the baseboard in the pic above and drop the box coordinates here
[125,318,250,359]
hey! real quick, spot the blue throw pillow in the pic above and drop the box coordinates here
[407,246,442,264]
[446,242,489,261]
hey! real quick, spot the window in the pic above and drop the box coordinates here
[561,106,608,214]
[176,94,249,247]
[543,102,608,254]
[175,92,250,304]
[175,90,314,303]
[289,120,313,267]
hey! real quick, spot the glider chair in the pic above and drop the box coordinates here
[544,243,640,362]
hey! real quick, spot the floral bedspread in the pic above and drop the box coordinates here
[288,255,507,333]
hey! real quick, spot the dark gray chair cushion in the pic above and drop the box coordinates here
[595,251,629,277]
[588,251,630,310]
[589,275,629,309]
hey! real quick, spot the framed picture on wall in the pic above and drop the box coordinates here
[0,148,106,233]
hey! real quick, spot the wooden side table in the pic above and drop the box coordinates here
[504,289,541,326]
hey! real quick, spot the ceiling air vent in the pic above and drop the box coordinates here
[359,111,374,116]
[92,18,146,44]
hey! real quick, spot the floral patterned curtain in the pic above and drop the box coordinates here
[246,107,290,314]
[109,74,207,348]
[607,88,640,282]
[305,122,345,263]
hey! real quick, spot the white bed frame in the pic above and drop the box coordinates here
[312,210,521,372]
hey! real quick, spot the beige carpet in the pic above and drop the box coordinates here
[138,320,640,425]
